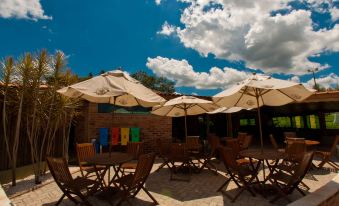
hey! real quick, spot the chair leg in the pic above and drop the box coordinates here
[328,160,339,170]
[217,178,231,192]
[56,194,66,206]
[142,186,159,205]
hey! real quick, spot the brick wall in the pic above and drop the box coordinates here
[74,102,172,153]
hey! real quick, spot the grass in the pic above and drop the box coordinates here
[0,162,46,184]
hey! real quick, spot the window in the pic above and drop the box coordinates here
[272,117,291,128]
[240,118,256,126]
[97,104,150,114]
[305,115,320,129]
[291,116,304,128]
[325,113,339,129]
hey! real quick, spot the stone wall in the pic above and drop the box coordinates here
[74,102,172,153]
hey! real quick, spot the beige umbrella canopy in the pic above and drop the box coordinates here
[213,74,315,151]
[152,95,219,140]
[57,70,166,107]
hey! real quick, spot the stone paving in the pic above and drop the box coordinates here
[9,159,338,206]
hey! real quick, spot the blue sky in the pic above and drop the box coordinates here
[0,0,338,96]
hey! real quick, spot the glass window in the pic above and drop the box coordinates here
[291,116,304,128]
[240,118,256,126]
[305,115,320,129]
[98,104,150,114]
[325,113,339,129]
[272,117,291,127]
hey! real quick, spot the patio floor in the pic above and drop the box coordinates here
[10,159,338,206]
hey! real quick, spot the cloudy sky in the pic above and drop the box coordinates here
[0,0,338,95]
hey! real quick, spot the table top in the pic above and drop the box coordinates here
[239,149,287,160]
[85,152,133,166]
[304,140,320,145]
[284,139,320,146]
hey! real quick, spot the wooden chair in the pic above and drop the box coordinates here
[198,135,220,174]
[46,157,100,206]
[268,152,314,203]
[240,135,252,150]
[154,138,172,172]
[314,135,339,170]
[269,134,285,153]
[121,142,144,174]
[168,143,192,182]
[276,140,309,190]
[76,143,105,178]
[226,139,252,166]
[217,147,257,202]
[186,136,202,153]
[237,132,247,147]
[113,153,158,206]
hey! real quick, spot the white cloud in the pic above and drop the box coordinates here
[0,0,51,21]
[163,0,339,75]
[290,76,300,83]
[146,56,249,89]
[330,7,339,21]
[157,21,177,36]
[306,73,339,88]
[155,0,162,5]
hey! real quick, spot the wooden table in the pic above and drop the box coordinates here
[85,152,133,188]
[239,149,287,196]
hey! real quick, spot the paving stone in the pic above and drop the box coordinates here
[9,159,337,206]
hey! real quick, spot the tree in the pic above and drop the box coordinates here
[131,70,175,93]
[0,50,81,185]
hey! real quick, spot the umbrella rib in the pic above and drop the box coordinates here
[235,86,248,106]
[196,104,210,113]
[164,106,176,116]
[277,89,297,102]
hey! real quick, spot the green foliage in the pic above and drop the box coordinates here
[0,49,81,185]
[131,70,175,93]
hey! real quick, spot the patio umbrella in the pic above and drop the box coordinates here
[151,96,219,141]
[58,70,166,153]
[57,70,166,107]
[212,74,315,151]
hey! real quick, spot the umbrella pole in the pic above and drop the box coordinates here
[255,89,264,152]
[109,97,116,157]
[184,106,188,143]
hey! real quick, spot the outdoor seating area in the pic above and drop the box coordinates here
[1,71,338,206]
[9,133,334,206]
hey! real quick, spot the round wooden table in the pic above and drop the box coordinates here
[85,152,133,188]
[239,149,287,197]
[304,140,320,146]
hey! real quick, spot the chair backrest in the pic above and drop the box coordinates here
[269,134,279,150]
[170,143,187,159]
[289,152,314,186]
[219,147,239,172]
[208,134,220,156]
[46,157,73,185]
[156,138,169,156]
[286,140,306,162]
[186,136,201,150]
[127,142,144,159]
[284,132,297,138]
[241,135,252,149]
[329,135,339,156]
[237,132,247,144]
[76,143,96,165]
[226,139,241,155]
[132,153,156,188]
